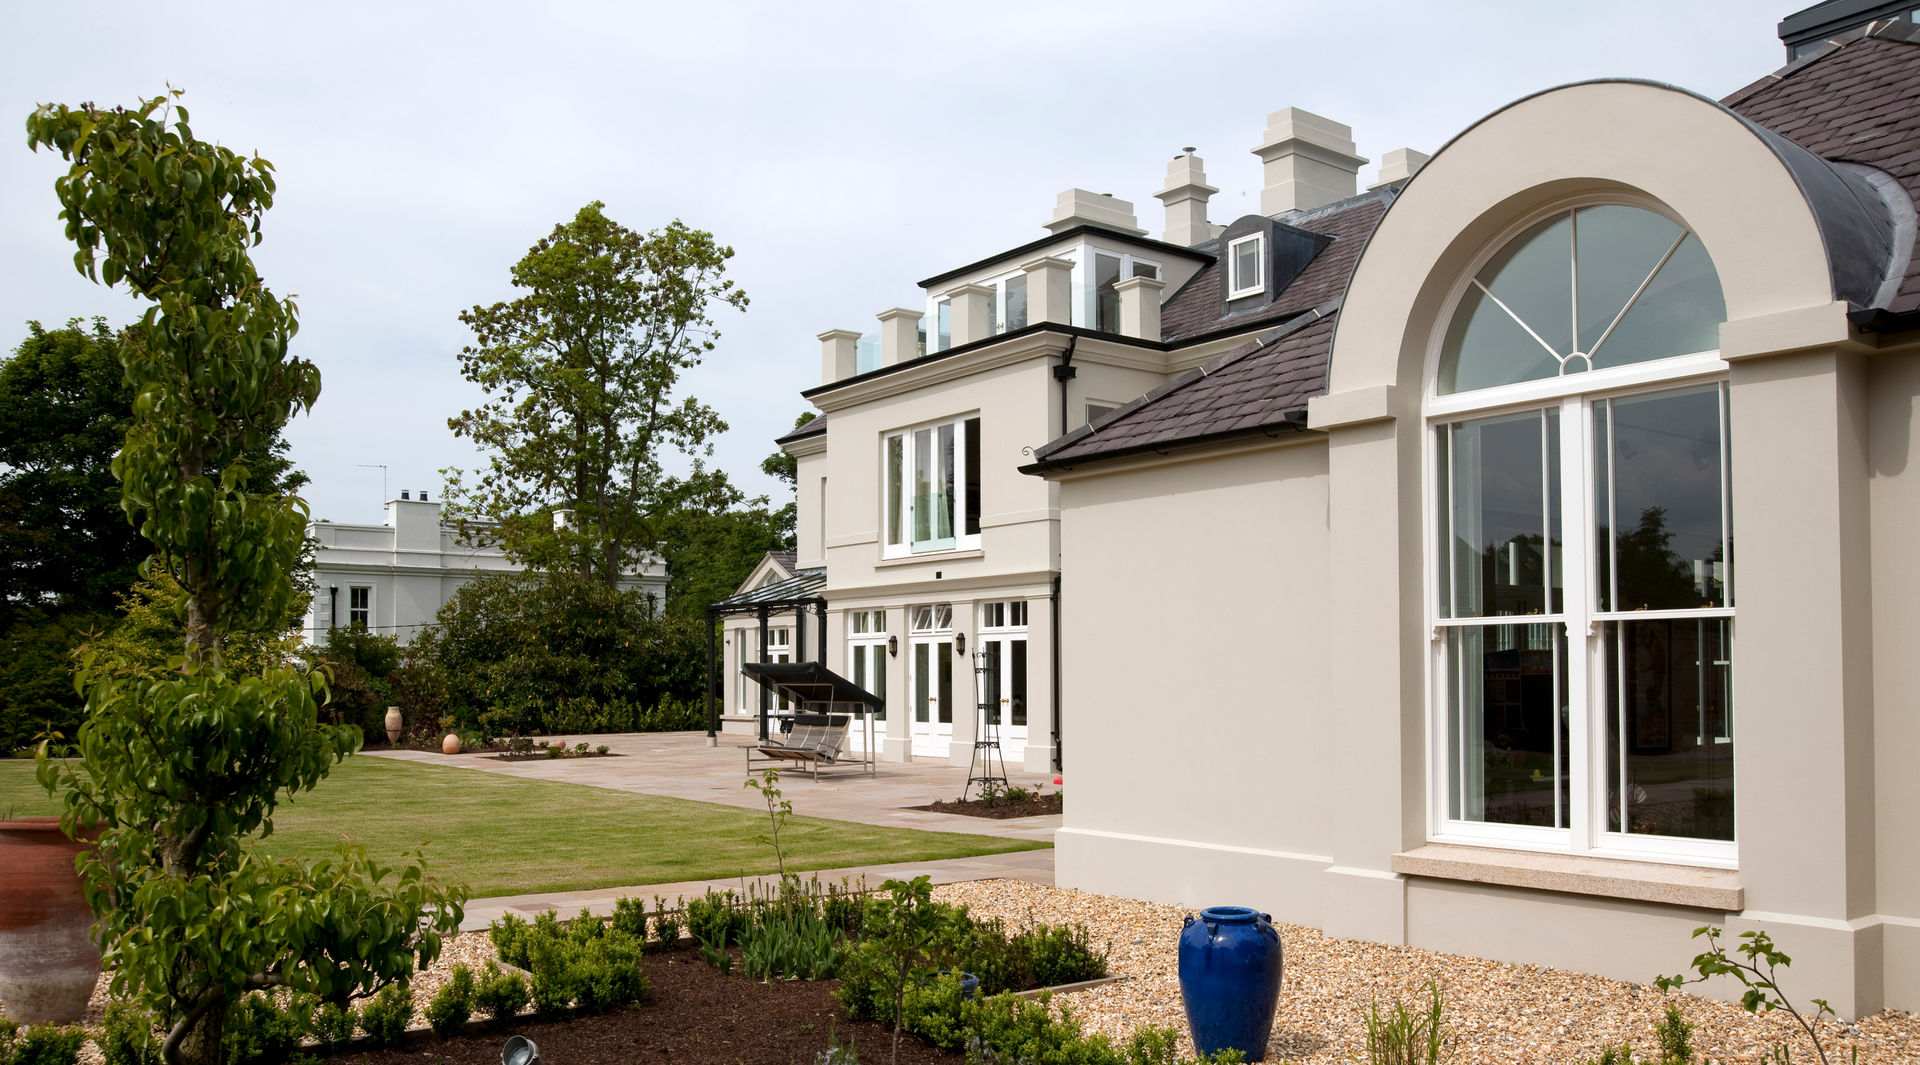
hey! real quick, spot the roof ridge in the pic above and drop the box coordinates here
[1724,16,1920,109]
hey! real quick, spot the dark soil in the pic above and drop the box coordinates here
[343,950,963,1065]
[910,792,1063,819]
[493,750,620,762]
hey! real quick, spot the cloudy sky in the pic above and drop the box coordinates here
[2,0,1788,526]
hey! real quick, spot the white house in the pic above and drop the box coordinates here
[303,492,668,645]
[751,2,1920,1020]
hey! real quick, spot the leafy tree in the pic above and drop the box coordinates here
[760,409,815,549]
[408,568,703,732]
[652,465,790,618]
[446,201,748,587]
[0,320,148,618]
[27,92,463,1065]
[0,321,310,750]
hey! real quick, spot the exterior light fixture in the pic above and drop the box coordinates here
[503,1036,542,1065]
[887,635,898,658]
[955,632,967,656]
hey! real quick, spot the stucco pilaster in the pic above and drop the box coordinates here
[1726,346,1879,1015]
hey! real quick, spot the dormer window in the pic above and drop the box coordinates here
[1228,233,1265,300]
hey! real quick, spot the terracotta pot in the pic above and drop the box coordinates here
[0,818,101,1024]
[384,706,402,744]
[442,733,462,755]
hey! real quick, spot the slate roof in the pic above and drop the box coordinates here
[768,550,798,574]
[776,413,826,445]
[1035,22,1920,471]
[1027,306,1338,469]
[1159,192,1391,342]
[1723,17,1920,313]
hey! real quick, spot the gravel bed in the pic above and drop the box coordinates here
[932,880,1920,1065]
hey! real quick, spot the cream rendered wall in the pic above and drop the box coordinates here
[794,448,827,569]
[817,343,1075,767]
[822,356,1061,596]
[1302,78,1899,1016]
[1053,440,1334,924]
[1866,342,1920,1008]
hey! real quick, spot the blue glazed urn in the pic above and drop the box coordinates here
[1177,906,1283,1062]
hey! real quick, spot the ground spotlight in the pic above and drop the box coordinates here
[502,1035,542,1065]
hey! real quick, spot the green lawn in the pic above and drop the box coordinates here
[0,757,1046,899]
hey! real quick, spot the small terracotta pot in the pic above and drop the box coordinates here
[442,733,462,755]
[384,706,402,744]
[0,818,102,1024]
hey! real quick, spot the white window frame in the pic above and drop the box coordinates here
[347,585,373,630]
[1227,233,1265,300]
[882,415,982,559]
[847,609,889,708]
[1422,199,1737,870]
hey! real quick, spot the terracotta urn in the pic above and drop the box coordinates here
[0,817,101,1024]
[442,732,462,755]
[384,706,403,744]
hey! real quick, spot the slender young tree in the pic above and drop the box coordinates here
[27,92,463,1065]
[446,201,749,586]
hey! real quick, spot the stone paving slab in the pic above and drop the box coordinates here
[458,847,1055,931]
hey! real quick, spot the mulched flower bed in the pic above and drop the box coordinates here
[342,950,963,1065]
[492,750,620,762]
[911,792,1062,819]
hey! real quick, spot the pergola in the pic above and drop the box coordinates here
[705,567,827,742]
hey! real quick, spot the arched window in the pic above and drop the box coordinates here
[1428,201,1735,865]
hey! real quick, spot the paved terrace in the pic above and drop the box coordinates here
[365,730,1060,929]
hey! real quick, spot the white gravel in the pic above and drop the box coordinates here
[932,880,1920,1065]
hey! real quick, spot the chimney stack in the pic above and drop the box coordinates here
[1044,189,1146,236]
[1155,151,1222,246]
[1369,148,1431,191]
[1251,107,1368,216]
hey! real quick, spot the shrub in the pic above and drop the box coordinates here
[611,896,649,938]
[4,1023,87,1065]
[473,962,530,1026]
[221,993,310,1065]
[100,1002,162,1065]
[653,895,682,947]
[425,964,476,1037]
[491,912,532,969]
[1654,1003,1695,1065]
[684,889,742,948]
[358,984,414,1047]
[309,1002,357,1051]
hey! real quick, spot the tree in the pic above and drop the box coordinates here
[446,202,749,587]
[0,320,310,750]
[27,92,463,1065]
[759,409,815,548]
[651,464,789,618]
[0,320,148,618]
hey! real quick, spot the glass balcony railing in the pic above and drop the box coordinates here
[856,333,881,374]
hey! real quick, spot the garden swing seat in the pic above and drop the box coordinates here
[740,662,880,779]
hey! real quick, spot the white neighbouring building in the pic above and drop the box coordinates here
[302,492,668,645]
[740,4,1920,1022]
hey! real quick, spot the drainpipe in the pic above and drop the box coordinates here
[1052,336,1078,436]
[1048,336,1075,776]
[705,607,719,745]
[1051,573,1063,772]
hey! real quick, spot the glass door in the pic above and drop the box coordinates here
[976,601,1030,761]
[910,604,954,757]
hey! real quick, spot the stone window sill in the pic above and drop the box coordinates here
[875,548,985,568]
[1390,843,1743,911]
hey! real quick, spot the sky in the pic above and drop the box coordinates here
[0,0,1791,526]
